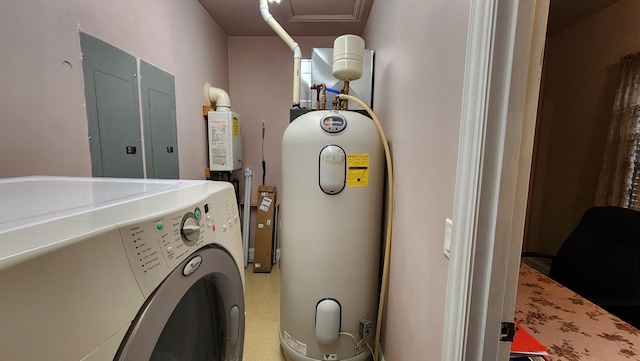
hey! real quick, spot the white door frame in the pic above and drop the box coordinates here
[442,1,549,360]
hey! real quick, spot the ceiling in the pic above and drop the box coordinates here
[198,0,373,37]
[198,0,623,37]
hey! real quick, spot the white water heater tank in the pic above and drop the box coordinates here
[279,110,383,361]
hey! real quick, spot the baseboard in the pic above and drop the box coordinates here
[523,257,551,275]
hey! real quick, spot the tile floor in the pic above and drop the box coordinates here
[243,262,287,361]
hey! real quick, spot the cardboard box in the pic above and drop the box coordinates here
[253,185,277,273]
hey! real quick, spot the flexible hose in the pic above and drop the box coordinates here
[338,94,394,361]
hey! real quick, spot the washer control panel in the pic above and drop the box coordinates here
[119,191,240,297]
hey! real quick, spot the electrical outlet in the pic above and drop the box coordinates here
[443,218,453,259]
[359,318,372,339]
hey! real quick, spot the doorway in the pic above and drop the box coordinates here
[523,0,626,267]
[443,1,635,360]
[442,1,549,360]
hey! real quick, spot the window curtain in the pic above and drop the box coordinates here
[595,53,640,210]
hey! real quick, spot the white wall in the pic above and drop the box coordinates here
[0,0,228,179]
[363,0,470,358]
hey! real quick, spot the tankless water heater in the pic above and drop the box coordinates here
[208,110,243,172]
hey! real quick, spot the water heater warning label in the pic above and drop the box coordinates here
[233,117,239,137]
[347,153,369,187]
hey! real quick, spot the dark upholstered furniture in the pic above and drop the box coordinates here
[523,206,640,329]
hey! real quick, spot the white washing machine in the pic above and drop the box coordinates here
[0,176,245,361]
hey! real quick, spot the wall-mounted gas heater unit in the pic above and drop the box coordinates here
[204,83,243,172]
[208,110,243,172]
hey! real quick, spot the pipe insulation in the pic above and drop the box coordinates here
[259,0,302,107]
[204,82,231,111]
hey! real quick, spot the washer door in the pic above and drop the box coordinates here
[115,246,244,361]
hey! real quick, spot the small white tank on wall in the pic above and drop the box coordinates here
[279,109,383,361]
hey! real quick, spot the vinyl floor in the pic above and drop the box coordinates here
[243,262,287,361]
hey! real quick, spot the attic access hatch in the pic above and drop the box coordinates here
[198,0,373,36]
[281,0,371,23]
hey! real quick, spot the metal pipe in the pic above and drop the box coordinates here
[242,168,253,269]
[341,81,350,110]
[311,83,328,110]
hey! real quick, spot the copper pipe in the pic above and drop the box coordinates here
[321,85,327,110]
[311,84,320,110]
[341,81,350,110]
[311,83,328,110]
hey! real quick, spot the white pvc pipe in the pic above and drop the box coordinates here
[204,82,231,111]
[259,0,302,107]
[242,167,253,268]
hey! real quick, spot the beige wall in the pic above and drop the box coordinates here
[0,0,228,180]
[227,36,335,199]
[525,0,640,255]
[227,36,335,251]
[363,0,470,358]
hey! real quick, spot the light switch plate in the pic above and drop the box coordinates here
[443,218,453,259]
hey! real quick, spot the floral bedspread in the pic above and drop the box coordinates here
[515,263,640,360]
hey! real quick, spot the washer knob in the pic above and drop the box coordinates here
[181,214,200,244]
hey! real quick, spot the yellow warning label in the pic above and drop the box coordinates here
[233,117,239,137]
[347,153,369,187]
